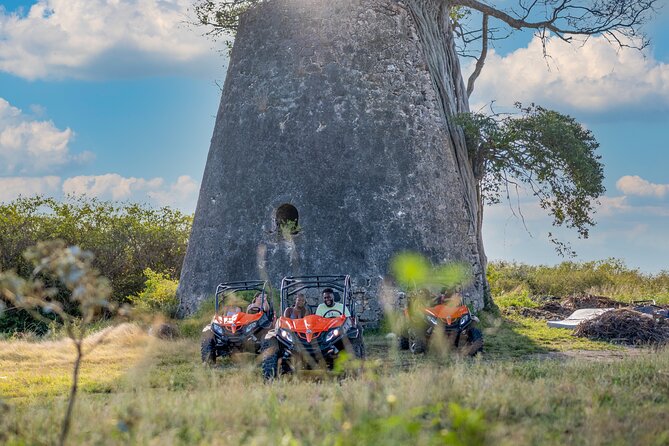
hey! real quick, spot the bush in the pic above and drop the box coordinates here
[128,269,179,317]
[487,259,669,304]
[493,286,538,309]
[0,196,191,333]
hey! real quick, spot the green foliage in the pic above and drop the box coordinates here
[487,259,669,303]
[458,103,605,256]
[192,0,263,51]
[128,269,179,317]
[391,252,470,291]
[177,314,211,339]
[0,196,191,332]
[279,219,301,239]
[333,402,487,446]
[493,286,538,309]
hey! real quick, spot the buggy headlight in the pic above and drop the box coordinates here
[426,315,438,325]
[279,328,294,343]
[325,328,341,343]
[459,314,470,326]
[245,321,258,333]
[211,323,224,335]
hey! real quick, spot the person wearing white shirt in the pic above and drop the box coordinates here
[315,288,351,317]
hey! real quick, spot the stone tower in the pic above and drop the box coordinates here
[178,0,486,324]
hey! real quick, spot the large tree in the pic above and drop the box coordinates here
[193,0,656,301]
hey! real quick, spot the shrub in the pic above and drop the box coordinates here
[0,196,191,333]
[487,259,669,304]
[128,269,179,317]
[493,286,538,309]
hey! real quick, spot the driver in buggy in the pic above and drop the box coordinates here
[435,289,463,306]
[315,288,351,317]
[246,292,270,314]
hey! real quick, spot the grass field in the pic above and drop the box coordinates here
[2,311,668,446]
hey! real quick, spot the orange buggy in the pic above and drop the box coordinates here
[260,275,365,379]
[200,280,275,365]
[399,292,483,356]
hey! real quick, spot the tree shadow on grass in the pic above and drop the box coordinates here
[479,311,552,359]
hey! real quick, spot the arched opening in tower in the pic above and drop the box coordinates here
[275,204,300,235]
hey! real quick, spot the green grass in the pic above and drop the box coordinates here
[479,312,616,358]
[492,287,539,310]
[2,318,668,445]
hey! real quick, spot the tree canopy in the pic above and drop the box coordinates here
[457,104,605,256]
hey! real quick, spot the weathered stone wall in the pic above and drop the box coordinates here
[177,0,485,325]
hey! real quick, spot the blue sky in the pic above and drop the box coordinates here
[1,1,668,273]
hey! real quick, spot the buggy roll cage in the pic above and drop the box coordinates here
[214,280,274,317]
[280,275,355,317]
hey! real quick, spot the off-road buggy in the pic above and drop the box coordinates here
[398,291,483,356]
[201,280,275,365]
[261,275,365,379]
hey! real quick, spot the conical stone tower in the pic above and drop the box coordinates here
[178,0,486,324]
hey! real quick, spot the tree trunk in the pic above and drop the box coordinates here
[407,0,489,301]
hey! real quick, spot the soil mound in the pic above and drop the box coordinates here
[508,295,628,321]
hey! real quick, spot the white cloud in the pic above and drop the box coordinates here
[0,0,221,80]
[62,173,164,200]
[0,172,199,210]
[0,176,61,201]
[61,173,198,210]
[595,195,630,217]
[470,35,669,112]
[616,175,669,198]
[147,175,198,208]
[0,97,79,174]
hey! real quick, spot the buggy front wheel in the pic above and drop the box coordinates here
[261,338,279,381]
[201,333,216,365]
[463,327,483,356]
[351,335,366,359]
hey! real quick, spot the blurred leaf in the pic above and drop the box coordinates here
[429,262,471,289]
[391,253,430,288]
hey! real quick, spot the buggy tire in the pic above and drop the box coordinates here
[398,335,410,350]
[201,333,216,365]
[463,327,483,356]
[409,334,427,354]
[350,335,366,360]
[261,338,279,381]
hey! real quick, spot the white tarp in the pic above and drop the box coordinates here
[547,308,614,329]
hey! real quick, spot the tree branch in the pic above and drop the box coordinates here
[467,13,488,97]
[451,0,657,50]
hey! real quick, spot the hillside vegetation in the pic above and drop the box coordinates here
[488,259,669,304]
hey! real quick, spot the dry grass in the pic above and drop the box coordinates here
[2,323,669,445]
[0,324,147,400]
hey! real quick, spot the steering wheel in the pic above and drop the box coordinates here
[322,309,343,318]
[247,306,261,315]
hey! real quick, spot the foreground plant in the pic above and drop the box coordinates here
[0,241,121,446]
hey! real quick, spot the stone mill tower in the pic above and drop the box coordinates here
[178,0,486,324]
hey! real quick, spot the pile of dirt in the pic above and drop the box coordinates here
[507,295,628,321]
[573,309,669,345]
